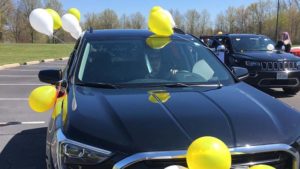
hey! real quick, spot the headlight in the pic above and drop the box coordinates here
[51,129,112,169]
[296,61,300,69]
[245,61,261,67]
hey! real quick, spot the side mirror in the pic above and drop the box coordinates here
[39,69,62,84]
[217,45,226,52]
[232,67,249,81]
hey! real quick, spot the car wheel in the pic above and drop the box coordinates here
[283,87,300,95]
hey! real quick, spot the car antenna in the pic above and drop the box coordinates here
[89,27,93,33]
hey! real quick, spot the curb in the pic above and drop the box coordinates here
[59,57,69,61]
[0,57,69,70]
[0,63,21,70]
[23,61,40,65]
[42,59,55,62]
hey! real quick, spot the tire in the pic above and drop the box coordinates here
[283,87,300,95]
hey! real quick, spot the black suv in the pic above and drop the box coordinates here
[41,30,300,169]
[200,34,300,94]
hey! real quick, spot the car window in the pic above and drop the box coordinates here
[230,36,275,52]
[76,37,235,86]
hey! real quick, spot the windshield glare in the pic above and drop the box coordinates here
[231,36,275,52]
[77,37,235,86]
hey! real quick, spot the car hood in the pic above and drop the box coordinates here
[234,51,300,61]
[64,83,300,153]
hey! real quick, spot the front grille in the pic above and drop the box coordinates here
[261,61,297,71]
[259,79,299,87]
[126,152,293,169]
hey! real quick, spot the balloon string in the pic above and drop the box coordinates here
[51,35,65,43]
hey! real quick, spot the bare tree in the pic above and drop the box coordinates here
[199,9,211,35]
[215,12,228,33]
[169,9,184,30]
[185,9,201,35]
[44,0,63,14]
[0,0,13,41]
[18,0,42,43]
[119,14,131,29]
[130,12,145,29]
[84,13,99,29]
[98,9,119,29]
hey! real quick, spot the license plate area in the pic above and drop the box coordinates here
[276,72,288,79]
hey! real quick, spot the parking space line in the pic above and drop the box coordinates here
[0,69,41,71]
[0,75,36,77]
[0,121,45,126]
[20,65,64,68]
[0,83,43,86]
[0,98,28,101]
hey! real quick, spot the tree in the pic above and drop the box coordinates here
[198,9,211,35]
[185,9,200,35]
[119,14,131,29]
[84,13,99,29]
[130,12,145,29]
[98,9,119,29]
[0,0,13,41]
[169,9,185,31]
[18,0,43,43]
[215,12,228,33]
[7,6,26,42]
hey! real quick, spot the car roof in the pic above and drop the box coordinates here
[218,34,267,38]
[82,29,195,40]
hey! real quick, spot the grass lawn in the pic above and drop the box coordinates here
[0,43,74,65]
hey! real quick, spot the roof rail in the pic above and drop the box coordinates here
[173,27,185,34]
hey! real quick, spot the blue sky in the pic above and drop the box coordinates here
[60,0,258,21]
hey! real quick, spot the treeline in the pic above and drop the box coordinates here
[1,0,300,43]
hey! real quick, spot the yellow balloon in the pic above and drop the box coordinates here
[146,35,171,49]
[217,31,223,35]
[186,137,231,169]
[148,90,171,103]
[250,165,275,169]
[148,6,174,36]
[46,8,62,30]
[68,8,81,21]
[28,86,57,113]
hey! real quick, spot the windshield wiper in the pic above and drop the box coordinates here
[77,82,120,89]
[163,83,190,88]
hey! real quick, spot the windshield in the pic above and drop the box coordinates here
[76,36,235,87]
[231,36,275,52]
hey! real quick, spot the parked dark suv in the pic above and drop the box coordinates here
[200,34,300,94]
[41,30,300,169]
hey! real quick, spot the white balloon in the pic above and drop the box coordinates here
[62,13,82,39]
[29,8,53,36]
[62,13,81,34]
[163,9,176,28]
[70,25,82,39]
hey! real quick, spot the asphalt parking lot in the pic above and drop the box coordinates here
[0,60,299,169]
[0,60,67,169]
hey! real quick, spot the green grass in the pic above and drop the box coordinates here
[0,43,74,65]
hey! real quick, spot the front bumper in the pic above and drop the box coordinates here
[245,70,300,88]
[51,129,300,169]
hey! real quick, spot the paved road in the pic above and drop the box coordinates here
[0,61,67,169]
[0,61,299,169]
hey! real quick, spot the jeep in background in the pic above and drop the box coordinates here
[200,34,300,94]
